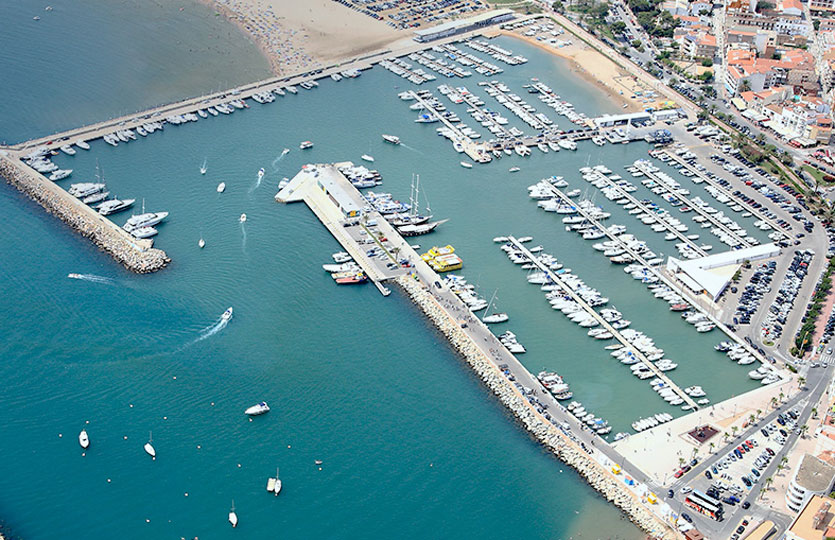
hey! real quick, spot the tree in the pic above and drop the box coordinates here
[798,376,806,390]
[814,19,821,31]
[779,391,785,403]
[709,442,716,454]
[670,76,678,85]
[756,408,763,420]
[632,39,643,48]
[749,413,756,426]
[812,407,818,419]
[612,21,627,34]
[771,396,778,409]
[740,79,752,92]
[756,0,774,10]
[701,58,713,67]
[800,424,809,438]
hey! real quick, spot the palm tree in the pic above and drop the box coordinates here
[740,79,751,92]
[798,376,806,390]
[776,463,785,475]
[678,457,686,467]
[800,424,809,438]
[732,426,739,438]
[771,397,778,409]
[756,408,763,420]
[812,407,818,419]
[709,442,716,454]
[749,413,756,426]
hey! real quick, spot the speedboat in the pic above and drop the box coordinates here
[240,213,247,223]
[382,134,400,144]
[299,141,313,150]
[257,167,265,179]
[245,402,270,416]
[222,307,234,322]
[460,161,473,169]
[361,154,375,162]
[49,169,72,181]
[79,429,90,449]
[130,226,158,239]
[509,167,520,173]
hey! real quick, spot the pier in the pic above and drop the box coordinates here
[0,153,168,273]
[506,236,699,410]
[662,150,790,239]
[583,168,705,256]
[541,181,770,366]
[633,161,755,249]
[408,91,490,163]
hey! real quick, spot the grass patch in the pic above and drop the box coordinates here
[803,164,835,187]
[763,340,775,347]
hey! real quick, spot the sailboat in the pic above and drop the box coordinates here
[200,158,207,175]
[228,500,238,528]
[144,431,156,459]
[482,290,509,324]
[390,174,432,226]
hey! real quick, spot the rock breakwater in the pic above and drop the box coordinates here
[397,275,679,540]
[0,155,169,273]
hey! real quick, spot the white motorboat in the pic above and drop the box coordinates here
[361,154,375,162]
[200,159,208,175]
[483,313,509,323]
[144,431,156,459]
[323,262,359,273]
[75,140,91,151]
[79,429,90,449]
[245,402,270,416]
[239,213,247,223]
[460,161,473,169]
[257,167,264,179]
[198,238,206,248]
[130,226,158,239]
[222,307,234,322]
[217,182,226,193]
[49,169,72,181]
[332,251,352,263]
[382,134,400,144]
[509,167,520,173]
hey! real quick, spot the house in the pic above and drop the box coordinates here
[661,0,690,15]
[690,0,712,14]
[779,0,803,16]
[674,14,702,26]
[683,32,718,58]
[811,0,835,15]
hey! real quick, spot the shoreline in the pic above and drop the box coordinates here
[501,29,645,113]
[0,156,169,274]
[396,275,680,540]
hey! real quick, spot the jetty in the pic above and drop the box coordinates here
[506,236,698,409]
[408,91,491,163]
[541,181,769,366]
[0,152,168,273]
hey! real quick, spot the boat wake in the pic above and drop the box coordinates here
[400,143,422,154]
[67,273,115,285]
[180,313,231,349]
[240,222,247,253]
[271,148,290,169]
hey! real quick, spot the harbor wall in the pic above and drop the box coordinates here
[395,275,681,540]
[0,155,169,273]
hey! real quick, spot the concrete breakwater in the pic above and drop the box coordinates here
[396,274,680,540]
[0,156,169,273]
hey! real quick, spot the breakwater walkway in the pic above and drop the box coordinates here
[0,153,168,273]
[279,162,682,538]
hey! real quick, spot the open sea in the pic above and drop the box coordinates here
[0,2,767,538]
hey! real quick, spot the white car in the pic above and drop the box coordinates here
[680,486,693,494]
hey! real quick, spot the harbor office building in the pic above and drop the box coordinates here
[665,243,780,301]
[412,9,515,42]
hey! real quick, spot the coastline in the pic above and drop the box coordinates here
[203,0,405,77]
[501,29,645,113]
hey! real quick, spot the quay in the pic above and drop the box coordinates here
[633,161,754,249]
[506,236,699,410]
[540,181,770,367]
[278,162,681,538]
[0,152,168,273]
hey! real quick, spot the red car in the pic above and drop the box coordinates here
[674,470,684,478]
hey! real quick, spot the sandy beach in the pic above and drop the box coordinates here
[502,30,651,113]
[208,0,406,76]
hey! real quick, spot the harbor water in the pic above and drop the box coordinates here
[0,3,766,538]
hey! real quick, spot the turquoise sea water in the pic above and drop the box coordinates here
[0,3,767,539]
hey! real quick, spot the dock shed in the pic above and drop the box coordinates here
[316,175,362,217]
[412,10,515,42]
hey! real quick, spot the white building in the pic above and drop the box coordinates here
[787,455,835,513]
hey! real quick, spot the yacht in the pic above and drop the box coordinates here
[382,134,400,144]
[222,307,234,322]
[217,182,226,193]
[98,198,135,216]
[82,191,109,205]
[124,211,168,232]
[68,183,105,198]
[323,262,360,273]
[483,313,509,323]
[79,429,90,449]
[49,169,72,181]
[75,140,91,151]
[245,402,270,416]
[361,154,375,162]
[60,145,76,156]
[130,226,158,239]
[299,141,313,150]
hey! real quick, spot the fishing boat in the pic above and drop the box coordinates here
[245,402,270,416]
[382,134,400,144]
[79,429,90,449]
[228,501,238,528]
[222,307,234,322]
[217,182,226,193]
[144,431,156,459]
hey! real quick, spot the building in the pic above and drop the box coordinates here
[666,244,780,301]
[811,0,835,15]
[593,111,653,128]
[786,455,835,513]
[785,496,835,539]
[682,32,718,58]
[412,9,514,42]
[779,0,803,16]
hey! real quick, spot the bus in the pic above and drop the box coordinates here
[685,490,724,521]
